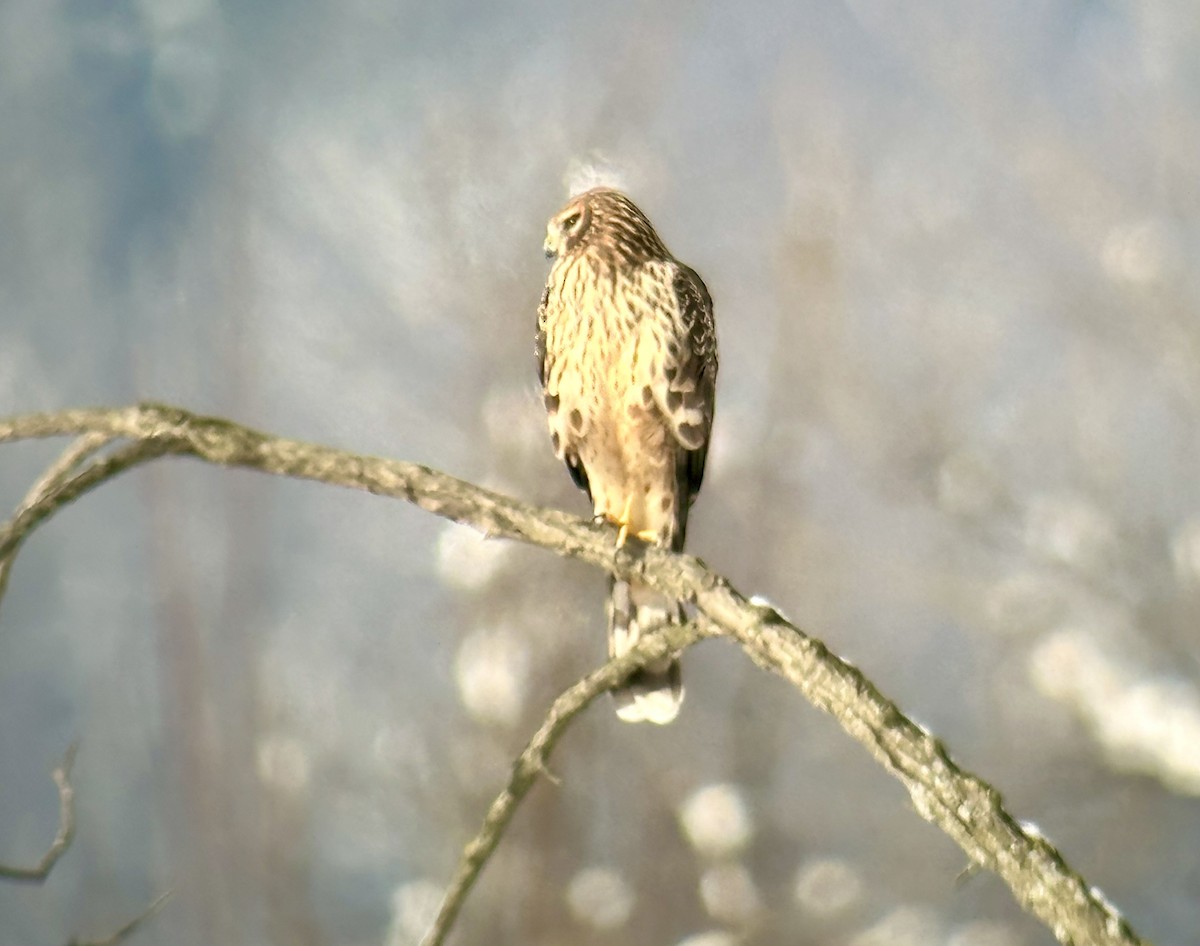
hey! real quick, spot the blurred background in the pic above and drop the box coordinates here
[2,0,1198,943]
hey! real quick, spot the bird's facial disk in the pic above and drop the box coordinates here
[544,200,591,258]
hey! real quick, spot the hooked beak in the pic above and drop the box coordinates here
[543,236,557,259]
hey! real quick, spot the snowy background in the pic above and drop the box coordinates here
[2,0,1199,944]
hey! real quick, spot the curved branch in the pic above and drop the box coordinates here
[0,403,1146,946]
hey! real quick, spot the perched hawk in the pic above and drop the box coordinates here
[537,188,718,724]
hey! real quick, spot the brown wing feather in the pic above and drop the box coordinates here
[535,285,549,387]
[668,263,718,503]
[537,283,590,497]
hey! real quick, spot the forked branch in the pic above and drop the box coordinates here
[0,743,171,944]
[0,743,78,883]
[0,403,1146,946]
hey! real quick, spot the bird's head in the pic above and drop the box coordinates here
[544,195,592,259]
[543,188,671,265]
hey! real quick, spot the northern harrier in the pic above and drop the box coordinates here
[537,188,718,724]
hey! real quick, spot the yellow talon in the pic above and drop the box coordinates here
[612,496,658,547]
[615,496,634,548]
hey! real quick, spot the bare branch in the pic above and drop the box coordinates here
[715,605,1142,946]
[67,890,173,946]
[0,403,596,567]
[0,743,78,882]
[422,620,716,946]
[0,403,1148,946]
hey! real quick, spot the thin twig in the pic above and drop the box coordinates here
[67,889,173,946]
[421,620,714,946]
[23,432,115,504]
[0,433,113,606]
[0,437,183,617]
[0,436,183,561]
[0,404,1149,946]
[0,743,78,882]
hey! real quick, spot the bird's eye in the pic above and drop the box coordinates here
[562,211,582,230]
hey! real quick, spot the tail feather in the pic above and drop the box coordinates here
[607,577,684,724]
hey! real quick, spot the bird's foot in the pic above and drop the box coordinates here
[611,496,657,548]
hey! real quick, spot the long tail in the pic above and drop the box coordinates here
[606,576,684,724]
